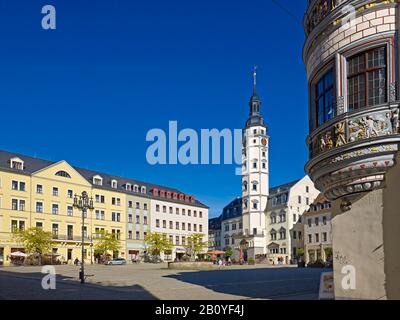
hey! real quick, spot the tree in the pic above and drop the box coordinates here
[324,247,333,259]
[296,248,304,261]
[94,230,121,261]
[144,232,172,259]
[13,227,54,265]
[185,234,208,261]
[224,246,233,258]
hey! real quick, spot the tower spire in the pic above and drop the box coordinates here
[253,65,257,95]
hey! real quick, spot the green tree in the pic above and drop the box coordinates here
[324,247,333,259]
[13,227,54,265]
[144,232,172,259]
[224,246,233,258]
[185,234,208,261]
[296,248,305,263]
[94,230,121,261]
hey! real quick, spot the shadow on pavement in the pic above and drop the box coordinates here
[0,270,158,300]
[163,267,326,300]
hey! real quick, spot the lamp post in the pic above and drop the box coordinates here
[73,191,94,284]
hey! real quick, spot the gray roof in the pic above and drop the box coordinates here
[0,149,208,208]
[269,179,300,197]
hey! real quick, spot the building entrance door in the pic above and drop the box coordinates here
[67,249,72,261]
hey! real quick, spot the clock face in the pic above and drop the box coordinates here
[261,138,267,146]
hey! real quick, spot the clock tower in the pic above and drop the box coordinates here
[239,67,269,258]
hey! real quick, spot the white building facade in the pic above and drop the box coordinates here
[265,176,319,265]
[149,188,209,261]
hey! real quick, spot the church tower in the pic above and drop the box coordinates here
[240,67,269,258]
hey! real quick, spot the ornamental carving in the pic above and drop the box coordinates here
[348,113,392,142]
[391,109,400,134]
[335,122,346,147]
[305,0,346,34]
[319,130,334,152]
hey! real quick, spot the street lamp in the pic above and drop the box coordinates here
[73,191,94,284]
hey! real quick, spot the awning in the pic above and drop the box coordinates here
[175,248,186,253]
[10,251,28,257]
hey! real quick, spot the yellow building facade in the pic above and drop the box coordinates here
[0,154,126,266]
[0,150,209,266]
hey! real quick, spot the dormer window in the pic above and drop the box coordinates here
[93,175,103,186]
[55,171,71,178]
[126,183,131,191]
[111,180,118,189]
[10,157,24,170]
[141,186,146,194]
[134,185,139,193]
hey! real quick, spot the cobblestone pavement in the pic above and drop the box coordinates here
[0,264,326,300]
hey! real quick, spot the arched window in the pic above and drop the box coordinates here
[55,171,71,178]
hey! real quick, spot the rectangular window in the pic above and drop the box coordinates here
[315,233,319,243]
[19,200,25,211]
[156,219,160,228]
[36,222,43,229]
[136,202,140,209]
[143,203,148,211]
[323,232,328,242]
[169,221,173,229]
[128,231,132,239]
[176,236,180,245]
[36,202,43,213]
[143,216,148,225]
[176,208,180,215]
[52,224,59,239]
[315,68,335,127]
[163,220,166,228]
[12,180,18,190]
[12,199,18,210]
[176,221,179,230]
[36,184,43,194]
[169,207,173,214]
[199,211,202,218]
[347,47,387,111]
[52,204,59,215]
[136,215,140,224]
[199,224,203,232]
[67,190,73,198]
[52,187,59,196]
[308,234,312,244]
[67,206,73,216]
[323,216,327,225]
[156,205,160,212]
[182,222,186,231]
[136,231,140,240]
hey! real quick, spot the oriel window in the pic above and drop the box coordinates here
[315,68,335,127]
[347,46,387,111]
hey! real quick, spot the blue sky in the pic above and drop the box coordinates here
[0,0,308,218]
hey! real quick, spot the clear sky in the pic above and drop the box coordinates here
[0,0,309,218]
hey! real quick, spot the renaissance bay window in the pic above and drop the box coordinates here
[315,68,334,127]
[347,47,387,111]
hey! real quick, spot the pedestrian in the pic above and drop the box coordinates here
[74,258,79,266]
